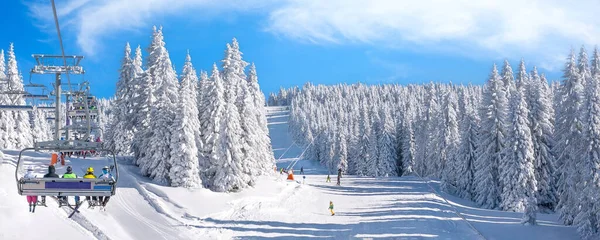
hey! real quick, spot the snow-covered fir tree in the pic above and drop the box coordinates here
[31,107,49,143]
[441,89,460,194]
[574,46,600,240]
[474,64,506,209]
[132,45,153,166]
[0,49,9,148]
[455,91,479,200]
[247,63,276,174]
[169,53,201,188]
[355,102,372,176]
[199,64,225,188]
[212,43,251,190]
[501,60,516,100]
[139,27,179,184]
[528,68,557,211]
[399,100,416,176]
[556,50,585,225]
[422,84,442,177]
[110,43,135,155]
[500,83,538,225]
[5,43,32,148]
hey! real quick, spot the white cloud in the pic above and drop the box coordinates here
[265,0,600,71]
[26,0,600,71]
[25,0,277,56]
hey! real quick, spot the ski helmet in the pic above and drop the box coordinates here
[66,166,72,172]
[87,167,94,172]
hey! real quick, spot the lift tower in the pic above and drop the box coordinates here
[30,55,84,140]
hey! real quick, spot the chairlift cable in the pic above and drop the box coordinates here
[50,0,74,95]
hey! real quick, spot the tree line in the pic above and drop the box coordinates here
[280,46,600,239]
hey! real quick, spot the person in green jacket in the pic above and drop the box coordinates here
[329,201,335,216]
[62,166,80,205]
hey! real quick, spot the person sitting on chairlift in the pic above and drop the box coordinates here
[83,167,98,206]
[97,166,115,207]
[24,167,38,213]
[61,166,80,205]
[41,165,59,204]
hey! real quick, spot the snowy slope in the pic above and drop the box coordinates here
[267,106,326,175]
[0,106,578,240]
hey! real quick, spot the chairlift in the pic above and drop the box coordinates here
[15,140,118,217]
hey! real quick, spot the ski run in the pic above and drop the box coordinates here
[0,106,577,239]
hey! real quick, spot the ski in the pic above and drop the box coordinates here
[68,201,84,218]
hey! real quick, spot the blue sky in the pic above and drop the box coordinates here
[2,0,600,99]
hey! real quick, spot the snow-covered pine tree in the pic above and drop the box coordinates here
[377,105,397,177]
[501,60,516,100]
[422,84,441,177]
[169,53,202,188]
[212,59,251,191]
[400,100,416,176]
[139,27,179,184]
[6,43,32,148]
[31,107,48,143]
[132,45,153,166]
[197,70,207,124]
[199,64,225,188]
[111,43,135,155]
[247,63,275,174]
[456,90,479,200]
[355,101,372,176]
[0,49,6,104]
[441,89,460,194]
[528,68,557,211]
[556,50,585,225]
[474,64,507,209]
[366,109,381,177]
[516,59,529,90]
[238,70,261,178]
[214,41,256,190]
[578,46,591,90]
[574,46,600,240]
[0,49,9,148]
[500,81,538,223]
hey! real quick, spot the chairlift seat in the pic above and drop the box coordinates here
[0,105,34,111]
[18,178,115,197]
[24,94,50,100]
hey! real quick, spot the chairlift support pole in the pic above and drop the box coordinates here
[55,73,61,140]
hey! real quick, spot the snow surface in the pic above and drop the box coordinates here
[0,106,578,239]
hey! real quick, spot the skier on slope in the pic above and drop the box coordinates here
[300,166,304,175]
[61,166,81,205]
[41,165,59,205]
[336,168,342,186]
[97,166,115,208]
[24,167,38,213]
[328,201,335,216]
[326,175,331,183]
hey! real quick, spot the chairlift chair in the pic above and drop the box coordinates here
[15,140,118,211]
